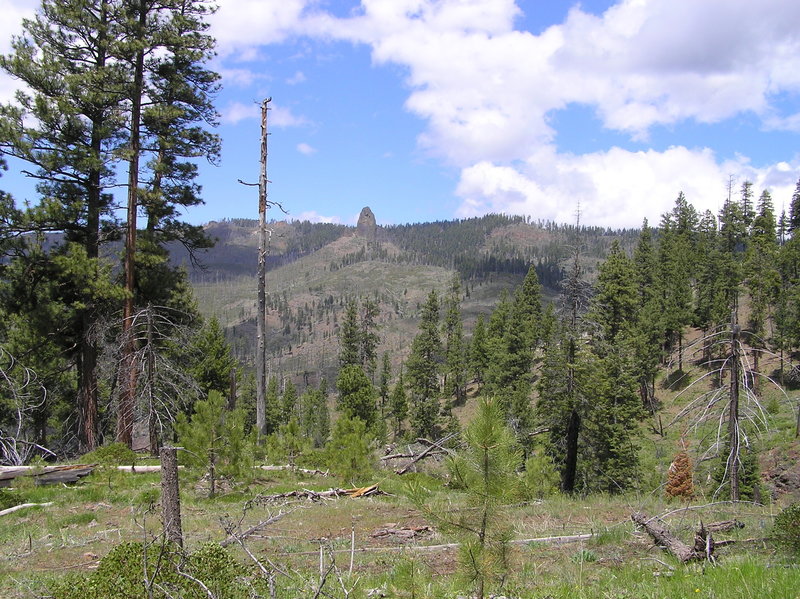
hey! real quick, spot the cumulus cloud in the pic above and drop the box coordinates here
[293,0,800,225]
[456,147,800,229]
[287,71,306,85]
[297,142,316,155]
[220,101,309,127]
[293,211,341,224]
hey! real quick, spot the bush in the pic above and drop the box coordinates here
[322,416,374,485]
[520,451,559,500]
[49,541,257,599]
[772,503,800,560]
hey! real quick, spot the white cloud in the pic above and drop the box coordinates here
[456,147,800,229]
[0,0,37,104]
[287,71,306,85]
[220,100,260,125]
[297,142,316,155]
[293,211,341,224]
[210,0,313,57]
[221,101,309,127]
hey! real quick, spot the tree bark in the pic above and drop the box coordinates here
[118,1,147,448]
[255,98,271,438]
[160,446,183,548]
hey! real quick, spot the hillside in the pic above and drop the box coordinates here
[176,211,638,386]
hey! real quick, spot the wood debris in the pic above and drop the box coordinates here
[0,464,95,487]
[253,484,386,503]
[370,525,433,540]
[631,512,745,563]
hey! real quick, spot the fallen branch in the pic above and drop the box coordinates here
[395,433,458,475]
[370,525,433,540]
[632,512,727,563]
[258,465,331,476]
[0,502,54,517]
[283,532,595,556]
[253,484,386,504]
[219,511,290,548]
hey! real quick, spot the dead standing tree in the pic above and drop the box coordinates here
[238,98,286,440]
[668,310,796,501]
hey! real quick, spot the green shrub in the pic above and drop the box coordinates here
[772,503,800,560]
[49,541,254,599]
[81,442,137,466]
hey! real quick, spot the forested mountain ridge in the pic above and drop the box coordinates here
[178,211,637,385]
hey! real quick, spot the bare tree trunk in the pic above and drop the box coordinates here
[256,98,271,439]
[728,312,741,501]
[160,446,183,547]
[118,2,147,448]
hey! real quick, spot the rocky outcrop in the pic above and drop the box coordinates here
[356,206,377,240]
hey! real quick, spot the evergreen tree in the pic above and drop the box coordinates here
[264,375,281,436]
[359,298,380,380]
[187,317,236,398]
[745,190,780,347]
[410,397,521,599]
[632,220,664,409]
[515,264,544,351]
[469,314,490,386]
[0,0,129,450]
[406,290,443,438]
[281,378,298,422]
[378,352,391,418]
[390,371,408,438]
[590,240,638,343]
[338,299,360,368]
[175,390,253,497]
[300,383,330,448]
[336,364,377,429]
[443,276,467,405]
[657,193,697,370]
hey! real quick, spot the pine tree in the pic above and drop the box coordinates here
[0,0,128,450]
[390,372,408,438]
[187,317,236,398]
[378,352,391,418]
[299,383,330,448]
[633,220,664,409]
[281,378,298,422]
[443,276,467,405]
[336,364,377,429]
[175,390,253,497]
[264,375,281,436]
[359,298,380,380]
[469,314,490,386]
[590,240,638,343]
[338,299,360,368]
[406,290,442,438]
[410,397,521,599]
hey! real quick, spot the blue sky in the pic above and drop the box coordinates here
[2,0,800,229]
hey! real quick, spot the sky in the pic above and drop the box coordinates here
[1,0,800,229]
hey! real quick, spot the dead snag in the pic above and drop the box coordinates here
[160,446,183,547]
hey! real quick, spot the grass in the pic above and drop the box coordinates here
[2,460,793,599]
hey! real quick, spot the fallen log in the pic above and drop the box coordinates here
[371,525,433,540]
[395,433,458,475]
[257,465,330,476]
[253,484,386,503]
[0,501,54,517]
[282,532,595,556]
[631,512,728,563]
[0,464,95,487]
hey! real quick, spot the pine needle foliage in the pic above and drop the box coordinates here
[409,397,521,599]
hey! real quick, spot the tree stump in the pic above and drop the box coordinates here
[160,446,183,547]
